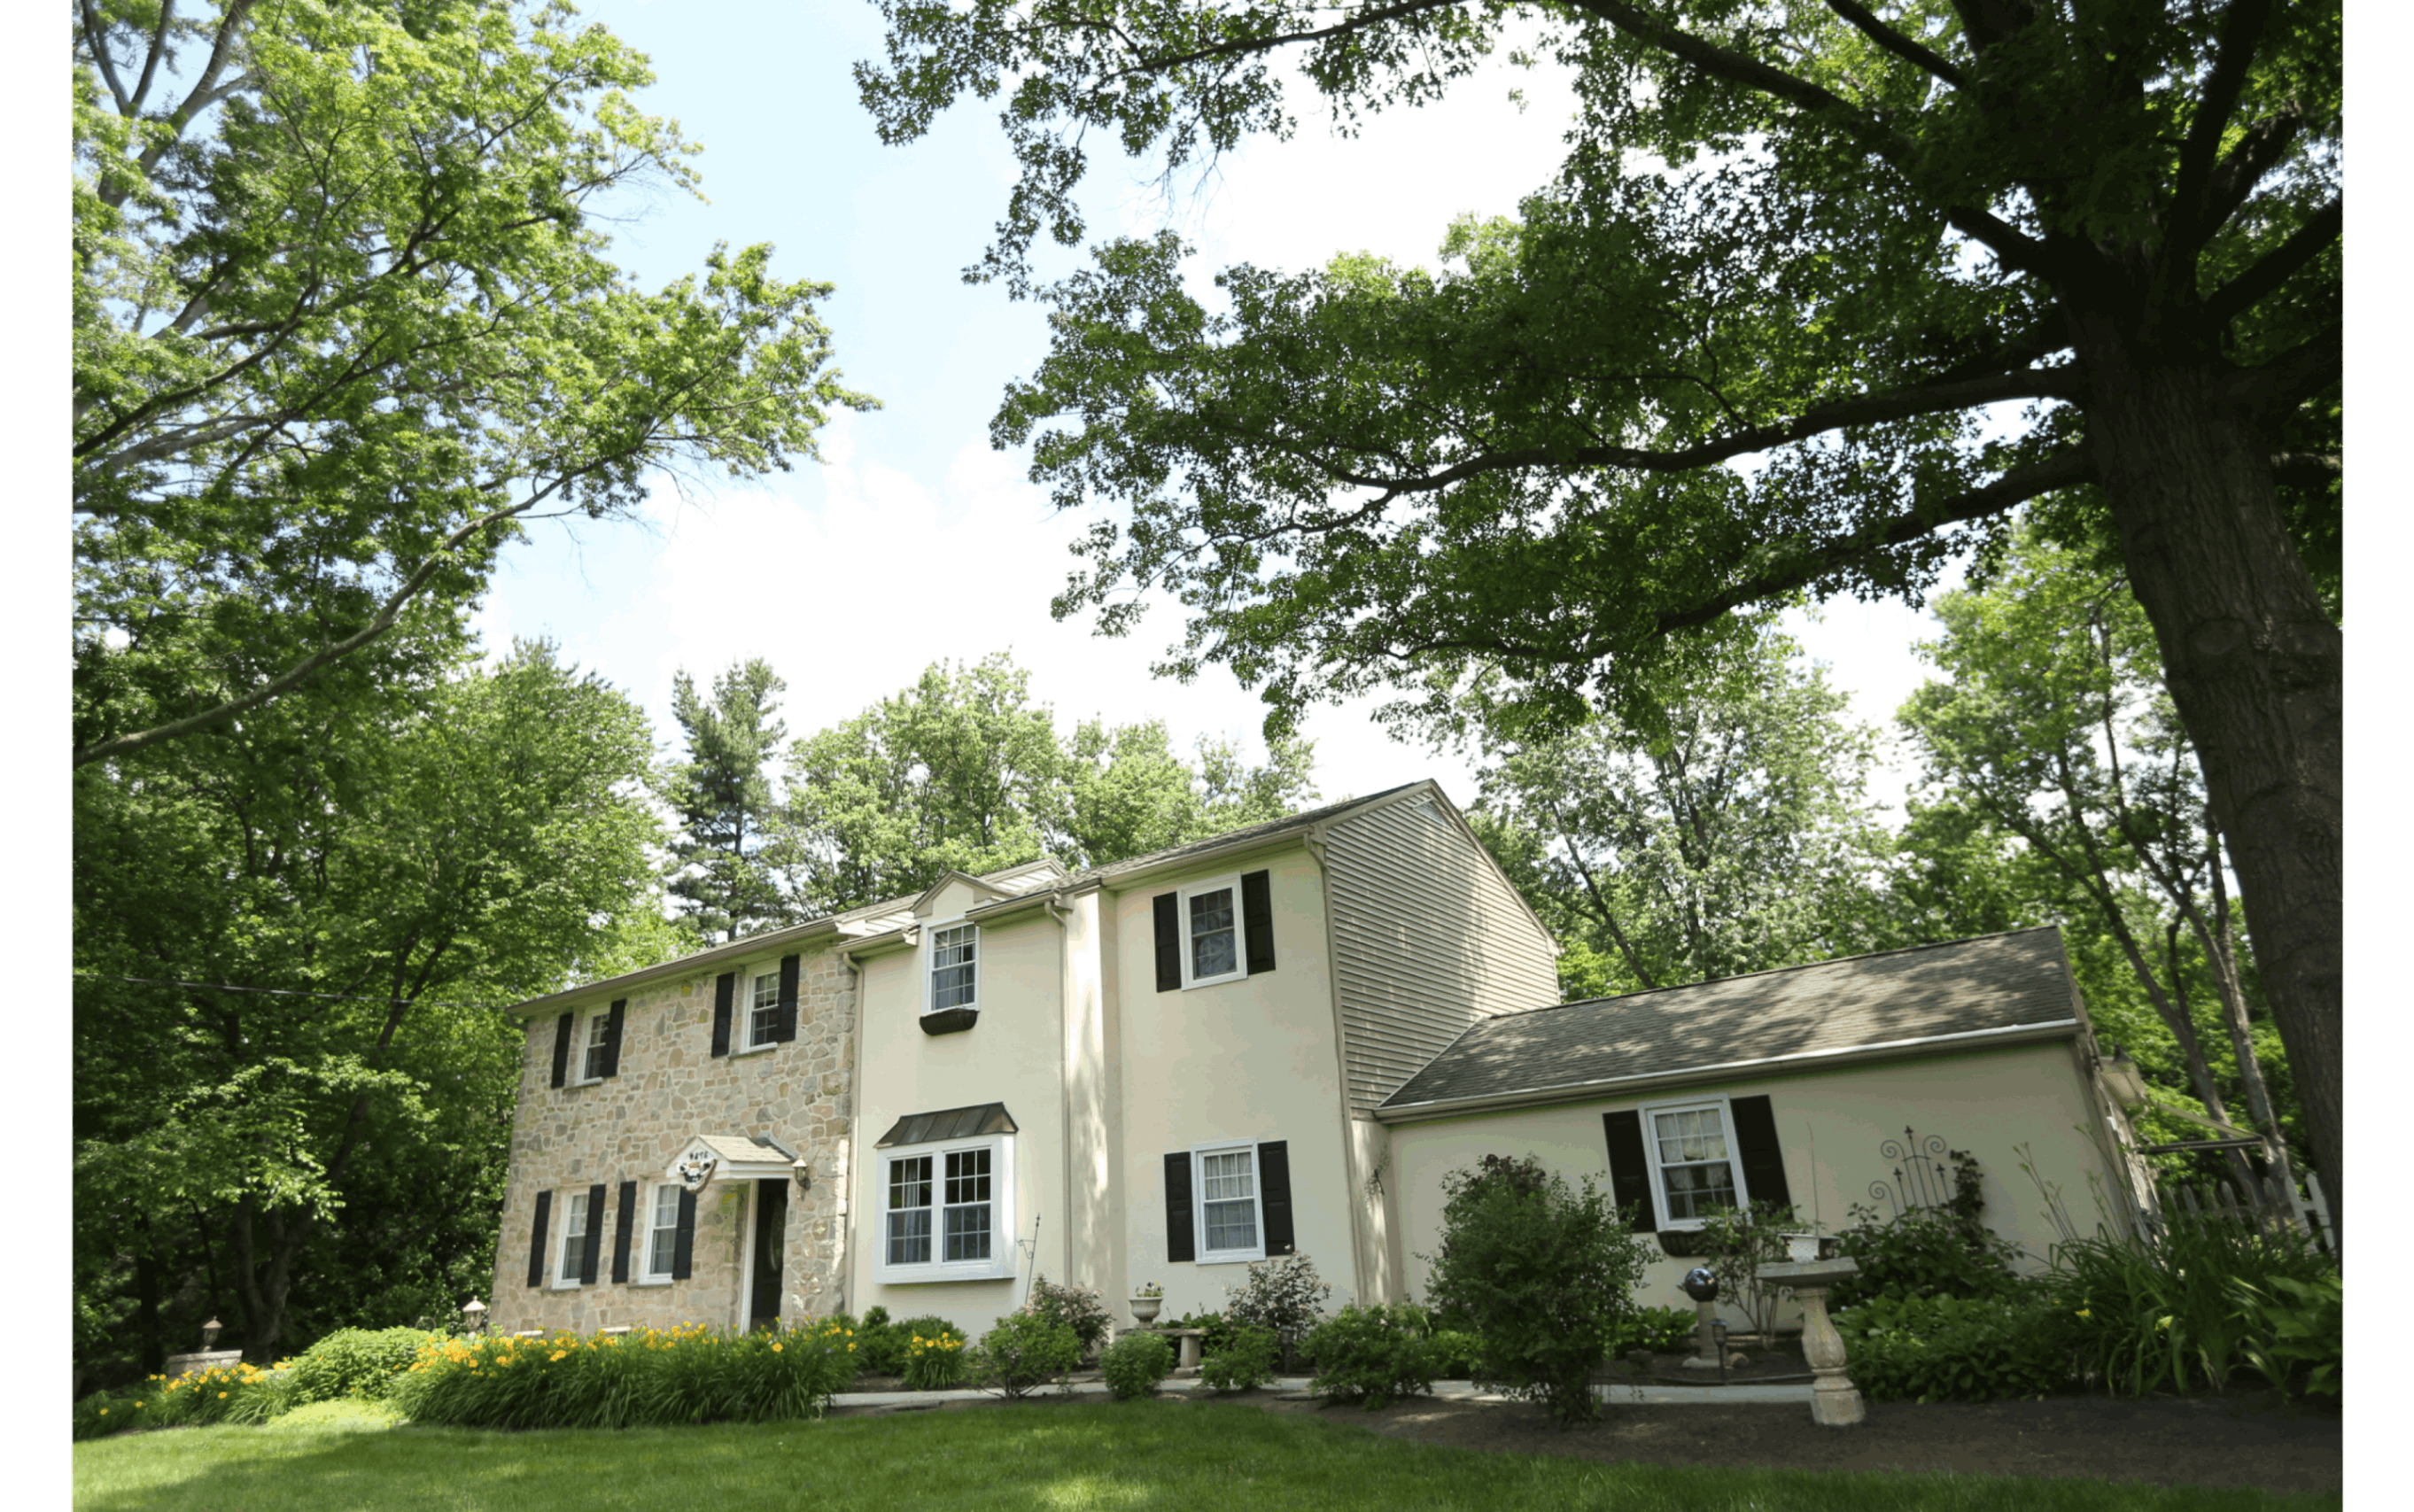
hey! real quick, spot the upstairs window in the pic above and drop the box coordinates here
[1153,871,1276,991]
[747,972,781,1050]
[580,1013,612,1082]
[929,923,978,1013]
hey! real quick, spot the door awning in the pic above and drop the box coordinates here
[665,1133,799,1190]
[874,1103,1019,1148]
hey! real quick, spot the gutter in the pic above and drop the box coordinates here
[1371,1018,2084,1124]
[508,915,847,1017]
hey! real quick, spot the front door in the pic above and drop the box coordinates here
[749,1179,787,1330]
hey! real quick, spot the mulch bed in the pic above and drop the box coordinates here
[833,1362,2341,1495]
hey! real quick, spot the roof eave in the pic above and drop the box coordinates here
[507,916,846,1018]
[1371,1018,2084,1124]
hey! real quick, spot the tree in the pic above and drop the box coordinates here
[662,658,791,942]
[771,652,1318,913]
[865,0,2343,1227]
[74,640,662,1376]
[1469,628,1897,996]
[1898,528,2298,1196]
[74,0,873,768]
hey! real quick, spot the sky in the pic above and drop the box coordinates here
[474,0,1959,818]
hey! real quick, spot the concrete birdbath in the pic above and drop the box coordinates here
[1758,1256,1865,1427]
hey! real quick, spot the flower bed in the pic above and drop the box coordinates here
[390,1320,859,1429]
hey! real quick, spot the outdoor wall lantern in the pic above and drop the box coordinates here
[792,1158,811,1193]
[200,1317,222,1351]
[460,1298,487,1335]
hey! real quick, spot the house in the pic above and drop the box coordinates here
[486,780,2149,1343]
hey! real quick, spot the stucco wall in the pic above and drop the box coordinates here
[1381,1038,2122,1330]
[487,943,855,1335]
[1110,847,1359,1321]
[848,906,1069,1338]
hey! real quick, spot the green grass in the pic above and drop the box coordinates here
[73,1399,2333,1512]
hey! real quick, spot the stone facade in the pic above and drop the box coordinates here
[487,943,855,1334]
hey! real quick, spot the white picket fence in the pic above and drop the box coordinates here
[2150,1168,2335,1259]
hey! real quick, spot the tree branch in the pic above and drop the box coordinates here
[2219,321,2340,411]
[129,0,178,115]
[1095,1,1448,83]
[2202,196,2340,333]
[2165,0,2274,262]
[1311,367,2073,505]
[79,0,134,114]
[2269,452,2339,490]
[2200,103,2307,244]
[1820,0,1968,89]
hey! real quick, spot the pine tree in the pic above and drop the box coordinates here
[663,659,790,941]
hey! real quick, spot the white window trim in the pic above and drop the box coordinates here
[733,968,781,1055]
[924,919,980,1015]
[572,1009,612,1086]
[1176,873,1251,990]
[552,1190,592,1289]
[871,1133,1016,1284]
[634,1182,682,1286]
[1191,1137,1269,1264]
[1639,1094,1750,1231]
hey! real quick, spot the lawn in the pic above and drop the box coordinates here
[74,1398,2334,1512]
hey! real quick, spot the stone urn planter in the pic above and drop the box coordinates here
[1129,1294,1162,1326]
[1759,1255,1864,1427]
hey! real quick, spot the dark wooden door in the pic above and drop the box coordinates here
[749,1179,788,1330]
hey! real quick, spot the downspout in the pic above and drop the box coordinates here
[1042,891,1075,1292]
[836,946,865,1315]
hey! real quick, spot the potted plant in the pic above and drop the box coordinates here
[1130,1282,1163,1325]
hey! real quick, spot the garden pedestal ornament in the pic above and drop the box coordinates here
[164,1317,242,1379]
[1677,1267,1727,1374]
[1129,1293,1161,1326]
[1760,1257,1864,1427]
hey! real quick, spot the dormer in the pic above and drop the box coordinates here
[908,857,1069,921]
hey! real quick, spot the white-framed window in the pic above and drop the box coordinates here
[1642,1096,1746,1229]
[1193,1140,1266,1262]
[578,1012,612,1083]
[928,922,978,1013]
[1177,875,1248,989]
[640,1183,682,1283]
[741,970,780,1052]
[553,1190,591,1287]
[873,1134,1015,1283]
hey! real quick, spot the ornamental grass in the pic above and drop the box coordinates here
[389,1319,859,1430]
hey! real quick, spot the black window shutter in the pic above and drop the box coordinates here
[527,1190,553,1287]
[610,1180,637,1283]
[1153,893,1182,992]
[1242,870,1277,975]
[579,1182,606,1284]
[1603,1111,1658,1232]
[671,1188,698,1280]
[1257,1140,1294,1254]
[549,1013,573,1089]
[1163,1151,1195,1262]
[602,999,627,1079]
[710,972,735,1058]
[776,954,801,1043]
[1728,1095,1792,1210]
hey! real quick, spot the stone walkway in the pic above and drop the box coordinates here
[832,1376,1815,1408]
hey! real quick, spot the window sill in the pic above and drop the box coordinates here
[730,1040,777,1058]
[1194,1252,1266,1267]
[631,1276,673,1288]
[1181,973,1245,992]
[872,1262,1016,1285]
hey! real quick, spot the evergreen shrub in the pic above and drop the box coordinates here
[1099,1330,1175,1400]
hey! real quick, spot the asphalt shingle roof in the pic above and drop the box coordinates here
[1378,927,2081,1113]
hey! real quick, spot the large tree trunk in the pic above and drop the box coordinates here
[2078,340,2343,1239]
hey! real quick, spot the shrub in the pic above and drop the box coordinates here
[864,1312,954,1378]
[1223,1252,1332,1364]
[1696,1201,1804,1342]
[287,1327,446,1404]
[1199,1324,1281,1393]
[1099,1330,1175,1400]
[974,1312,1082,1399]
[1836,1293,2078,1402]
[1608,1305,1703,1357]
[2053,1212,2334,1397]
[73,1359,296,1439]
[2231,1273,2342,1402]
[1829,1201,2033,1311]
[389,1319,858,1429]
[1303,1301,1440,1409]
[1426,1328,1481,1379]
[1024,1274,1114,1356]
[900,1323,972,1391]
[1419,1153,1653,1425]
[1163,1307,1238,1358]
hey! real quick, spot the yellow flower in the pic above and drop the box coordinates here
[135,1403,143,1409]
[551,1350,567,1361]
[98,1408,107,1415]
[218,1392,228,1400]
[772,1343,783,1353]
[2076,1308,2091,1319]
